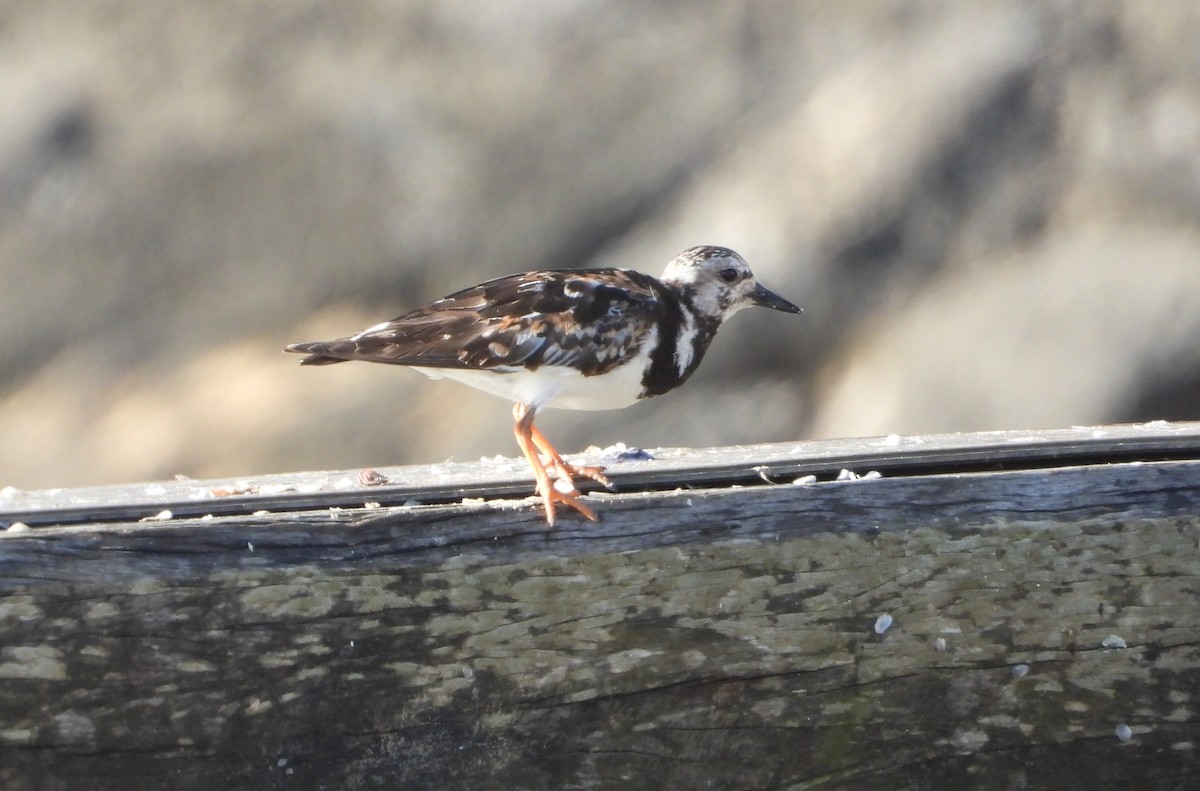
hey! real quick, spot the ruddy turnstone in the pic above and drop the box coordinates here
[286,245,800,525]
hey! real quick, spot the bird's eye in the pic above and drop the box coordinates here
[719,268,739,283]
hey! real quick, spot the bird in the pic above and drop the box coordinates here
[285,245,801,525]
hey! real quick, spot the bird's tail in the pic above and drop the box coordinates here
[283,342,347,366]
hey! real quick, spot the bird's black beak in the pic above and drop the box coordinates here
[748,283,802,314]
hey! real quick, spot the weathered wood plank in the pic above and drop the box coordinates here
[2,426,1199,789]
[4,420,1198,527]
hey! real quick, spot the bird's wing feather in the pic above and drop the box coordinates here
[286,269,664,375]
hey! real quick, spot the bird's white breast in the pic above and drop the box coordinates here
[416,327,657,412]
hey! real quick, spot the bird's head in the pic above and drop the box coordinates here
[660,246,801,321]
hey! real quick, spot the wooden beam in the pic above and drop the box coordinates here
[6,421,1199,527]
[2,422,1199,789]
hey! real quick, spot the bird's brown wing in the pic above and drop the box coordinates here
[285,269,665,376]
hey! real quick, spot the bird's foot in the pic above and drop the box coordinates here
[543,455,614,492]
[535,475,598,526]
[514,403,607,526]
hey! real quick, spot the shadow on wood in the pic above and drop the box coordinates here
[2,424,1199,789]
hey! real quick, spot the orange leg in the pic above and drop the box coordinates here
[512,403,601,525]
[528,422,613,491]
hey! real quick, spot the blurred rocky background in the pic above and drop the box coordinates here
[2,1,1199,489]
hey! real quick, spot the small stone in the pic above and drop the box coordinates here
[600,443,654,462]
[1101,634,1127,649]
[358,468,389,486]
[874,614,893,634]
[934,637,947,652]
[792,475,817,485]
[1115,723,1133,742]
[1011,664,1030,679]
[5,522,31,533]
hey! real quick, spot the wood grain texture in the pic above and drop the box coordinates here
[2,425,1199,789]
